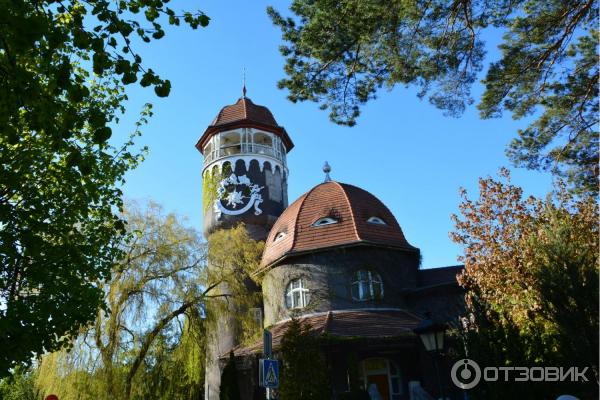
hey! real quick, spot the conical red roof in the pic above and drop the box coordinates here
[261,181,416,267]
[210,97,278,126]
[196,97,294,154]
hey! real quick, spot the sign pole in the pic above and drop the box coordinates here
[264,329,271,400]
[260,329,278,400]
[263,329,272,358]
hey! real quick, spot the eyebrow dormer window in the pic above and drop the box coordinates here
[312,217,338,227]
[274,231,286,242]
[367,216,387,225]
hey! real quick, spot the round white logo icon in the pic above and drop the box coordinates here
[451,359,481,389]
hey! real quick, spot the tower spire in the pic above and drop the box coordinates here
[242,67,247,98]
[323,161,332,182]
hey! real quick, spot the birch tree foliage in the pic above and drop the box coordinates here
[268,0,599,195]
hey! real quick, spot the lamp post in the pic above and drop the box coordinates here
[414,315,447,400]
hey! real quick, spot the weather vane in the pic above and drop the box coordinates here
[242,67,247,98]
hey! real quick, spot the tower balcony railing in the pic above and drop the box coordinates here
[203,144,285,169]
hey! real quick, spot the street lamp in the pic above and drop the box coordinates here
[414,315,447,400]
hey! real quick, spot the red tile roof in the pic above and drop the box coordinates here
[210,97,278,127]
[261,181,417,267]
[196,97,294,153]
[230,309,422,357]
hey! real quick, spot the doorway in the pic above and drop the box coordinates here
[359,358,402,400]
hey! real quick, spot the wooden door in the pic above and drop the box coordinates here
[367,374,390,400]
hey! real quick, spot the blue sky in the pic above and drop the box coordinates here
[113,1,554,269]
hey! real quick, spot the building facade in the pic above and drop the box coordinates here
[197,93,465,400]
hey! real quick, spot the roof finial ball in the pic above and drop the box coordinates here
[323,161,332,182]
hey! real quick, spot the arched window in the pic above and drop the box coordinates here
[285,278,310,309]
[220,130,241,156]
[253,131,273,146]
[367,216,387,225]
[253,131,273,156]
[312,217,338,227]
[351,270,383,301]
[204,140,213,155]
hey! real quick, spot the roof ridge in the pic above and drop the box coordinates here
[241,97,248,119]
[332,181,360,242]
[342,181,415,248]
[290,184,322,250]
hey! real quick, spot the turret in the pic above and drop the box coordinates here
[196,92,293,241]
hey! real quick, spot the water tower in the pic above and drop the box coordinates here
[196,89,294,399]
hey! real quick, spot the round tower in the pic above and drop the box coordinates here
[196,93,293,241]
[197,92,293,400]
[259,175,419,327]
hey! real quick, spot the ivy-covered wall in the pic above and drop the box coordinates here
[202,163,232,214]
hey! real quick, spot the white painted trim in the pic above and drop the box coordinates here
[203,154,287,176]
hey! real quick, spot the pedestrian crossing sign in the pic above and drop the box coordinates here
[259,358,279,388]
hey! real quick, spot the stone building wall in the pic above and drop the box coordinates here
[261,246,420,326]
[203,158,287,237]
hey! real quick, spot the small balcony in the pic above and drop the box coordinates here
[203,128,286,169]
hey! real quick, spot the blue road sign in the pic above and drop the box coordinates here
[259,358,279,388]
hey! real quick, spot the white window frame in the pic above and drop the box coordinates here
[219,129,243,156]
[351,270,384,301]
[274,231,286,242]
[367,216,387,225]
[312,217,338,227]
[285,278,310,309]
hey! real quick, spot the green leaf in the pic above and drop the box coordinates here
[93,126,112,143]
[154,80,171,97]
[140,70,156,87]
[199,14,210,27]
[122,72,138,84]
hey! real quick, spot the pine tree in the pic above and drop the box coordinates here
[279,319,331,400]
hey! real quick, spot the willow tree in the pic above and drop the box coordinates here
[1,0,210,375]
[205,225,265,346]
[36,202,208,400]
[268,0,599,195]
[451,170,598,399]
[35,208,266,400]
